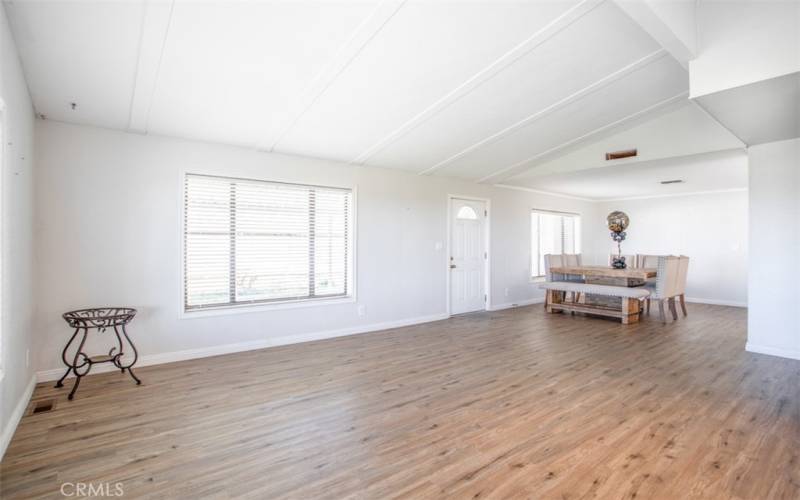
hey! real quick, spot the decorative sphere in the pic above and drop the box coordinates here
[607,211,630,233]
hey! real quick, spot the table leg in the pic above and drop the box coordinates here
[55,328,80,388]
[621,298,640,325]
[68,329,90,400]
[115,324,142,385]
[546,290,563,313]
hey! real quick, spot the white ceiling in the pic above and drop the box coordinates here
[4,0,718,187]
[511,149,748,201]
[695,71,800,147]
[507,100,744,184]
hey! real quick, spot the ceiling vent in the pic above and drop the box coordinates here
[660,179,685,185]
[605,149,637,161]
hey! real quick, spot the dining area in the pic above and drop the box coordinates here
[538,212,690,325]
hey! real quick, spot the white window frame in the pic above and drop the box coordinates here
[530,209,581,282]
[180,172,357,318]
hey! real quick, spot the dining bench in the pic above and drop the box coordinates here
[540,281,651,324]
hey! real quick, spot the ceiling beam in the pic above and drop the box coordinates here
[418,48,668,176]
[349,0,605,165]
[612,0,696,70]
[127,0,174,134]
[258,0,405,153]
[478,91,689,184]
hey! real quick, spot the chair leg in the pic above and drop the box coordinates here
[679,294,687,316]
[668,298,678,320]
[658,300,667,324]
[646,298,651,315]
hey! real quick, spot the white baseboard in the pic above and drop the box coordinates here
[685,297,747,308]
[37,313,450,382]
[488,297,544,311]
[1,374,36,461]
[745,343,800,361]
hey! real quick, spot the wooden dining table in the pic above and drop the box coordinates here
[550,266,656,285]
[548,266,657,323]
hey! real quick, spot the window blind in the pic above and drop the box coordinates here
[183,174,352,311]
[531,211,581,278]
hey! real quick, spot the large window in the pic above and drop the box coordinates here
[531,210,581,279]
[183,174,353,311]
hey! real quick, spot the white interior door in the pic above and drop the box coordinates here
[450,198,487,315]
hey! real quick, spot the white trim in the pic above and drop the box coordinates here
[127,0,175,133]
[598,188,748,202]
[180,296,357,319]
[479,91,690,183]
[446,195,491,316]
[0,99,5,377]
[37,312,449,382]
[0,374,36,461]
[745,343,800,362]
[419,49,668,175]
[351,0,604,165]
[493,183,594,202]
[263,0,406,152]
[488,297,544,311]
[494,185,747,204]
[684,297,747,308]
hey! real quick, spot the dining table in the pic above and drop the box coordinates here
[547,265,657,323]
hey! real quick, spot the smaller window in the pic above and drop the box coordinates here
[531,210,581,279]
[456,206,478,220]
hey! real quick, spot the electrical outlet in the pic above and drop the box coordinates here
[357,305,366,317]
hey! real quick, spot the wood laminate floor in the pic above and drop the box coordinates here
[2,304,799,499]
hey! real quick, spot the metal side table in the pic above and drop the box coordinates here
[56,307,142,399]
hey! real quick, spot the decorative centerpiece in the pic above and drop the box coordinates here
[607,211,630,269]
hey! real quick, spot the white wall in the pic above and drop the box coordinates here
[690,0,800,97]
[33,120,595,376]
[747,138,800,360]
[585,190,749,307]
[0,5,37,457]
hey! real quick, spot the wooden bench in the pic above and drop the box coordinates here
[540,282,651,324]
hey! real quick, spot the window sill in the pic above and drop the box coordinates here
[530,276,546,284]
[180,295,357,319]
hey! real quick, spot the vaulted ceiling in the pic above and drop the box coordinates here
[5,0,735,188]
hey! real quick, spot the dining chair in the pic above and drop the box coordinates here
[676,256,690,317]
[544,254,564,282]
[637,254,661,269]
[543,254,583,308]
[644,256,683,324]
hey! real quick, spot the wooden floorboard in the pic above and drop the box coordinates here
[1,304,799,499]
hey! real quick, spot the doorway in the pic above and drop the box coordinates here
[448,196,489,315]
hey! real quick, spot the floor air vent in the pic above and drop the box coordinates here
[31,399,56,415]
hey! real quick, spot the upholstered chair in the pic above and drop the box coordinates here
[564,254,582,267]
[675,256,690,316]
[544,254,565,282]
[543,254,583,307]
[644,256,684,324]
[637,254,661,269]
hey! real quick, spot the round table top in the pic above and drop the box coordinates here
[62,307,137,328]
